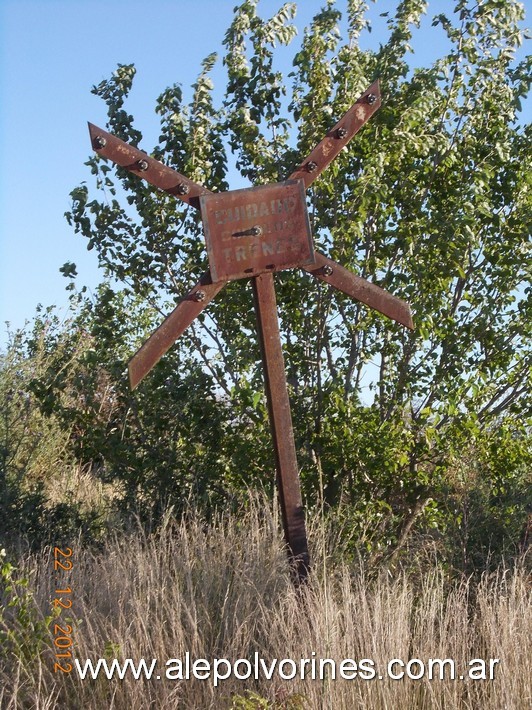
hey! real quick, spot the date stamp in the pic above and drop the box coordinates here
[52,547,74,674]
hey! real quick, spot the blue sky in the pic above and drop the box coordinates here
[0,0,319,345]
[0,0,530,347]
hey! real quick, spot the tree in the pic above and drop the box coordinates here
[63,0,530,566]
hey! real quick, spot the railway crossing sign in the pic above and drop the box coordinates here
[88,80,413,584]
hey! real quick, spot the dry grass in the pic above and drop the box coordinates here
[43,462,122,517]
[1,499,530,709]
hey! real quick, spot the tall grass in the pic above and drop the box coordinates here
[1,499,530,709]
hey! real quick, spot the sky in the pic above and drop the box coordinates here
[0,0,530,348]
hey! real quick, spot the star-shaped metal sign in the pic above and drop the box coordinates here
[88,80,413,584]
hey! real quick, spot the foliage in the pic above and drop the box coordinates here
[442,421,531,572]
[0,548,55,664]
[18,0,531,565]
[0,316,101,547]
[0,297,277,543]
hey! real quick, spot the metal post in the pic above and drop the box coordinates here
[252,272,310,584]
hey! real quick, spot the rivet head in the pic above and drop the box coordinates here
[366,93,377,105]
[251,226,263,237]
[336,127,348,139]
[93,136,107,149]
[322,264,334,276]
[307,161,318,173]
[194,290,206,302]
[177,183,190,195]
[137,159,149,171]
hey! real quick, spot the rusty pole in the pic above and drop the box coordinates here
[252,272,310,584]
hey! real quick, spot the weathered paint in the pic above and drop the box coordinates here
[289,80,381,188]
[200,180,315,282]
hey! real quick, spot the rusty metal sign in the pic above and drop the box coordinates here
[201,180,314,282]
[88,79,414,585]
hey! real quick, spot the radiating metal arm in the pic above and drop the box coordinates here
[128,271,227,389]
[288,80,381,189]
[88,123,211,209]
[301,251,414,330]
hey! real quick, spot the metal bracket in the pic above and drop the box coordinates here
[128,270,226,390]
[88,123,210,209]
[288,80,381,188]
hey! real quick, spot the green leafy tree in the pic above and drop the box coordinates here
[62,0,530,563]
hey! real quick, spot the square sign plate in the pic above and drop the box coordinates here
[200,179,315,282]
